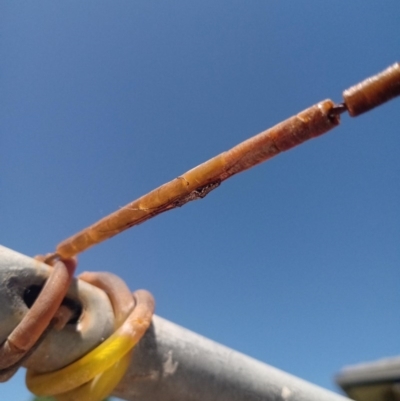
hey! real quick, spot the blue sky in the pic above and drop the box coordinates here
[1,1,400,400]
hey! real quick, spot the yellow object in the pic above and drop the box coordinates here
[26,289,154,401]
[55,351,132,401]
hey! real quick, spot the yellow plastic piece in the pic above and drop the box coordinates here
[55,351,132,401]
[26,332,134,396]
[26,289,154,401]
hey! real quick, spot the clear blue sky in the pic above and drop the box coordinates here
[1,2,400,400]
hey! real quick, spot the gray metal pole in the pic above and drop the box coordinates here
[115,314,349,401]
[0,245,348,401]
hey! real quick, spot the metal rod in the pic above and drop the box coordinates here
[114,314,349,401]
[49,100,341,260]
[0,246,348,401]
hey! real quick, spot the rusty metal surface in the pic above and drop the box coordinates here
[0,245,115,372]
